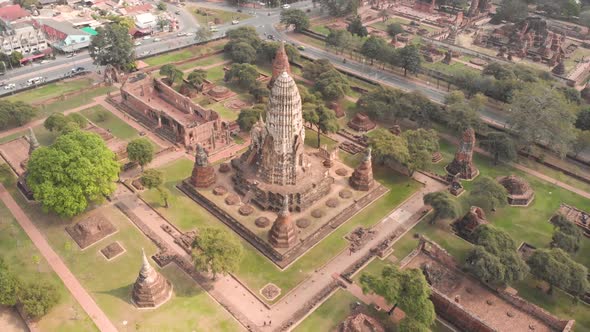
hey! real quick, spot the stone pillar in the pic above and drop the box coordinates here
[190,144,216,188]
[349,147,375,191]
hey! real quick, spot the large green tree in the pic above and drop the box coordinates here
[192,228,243,279]
[224,63,259,90]
[423,191,460,223]
[90,23,135,71]
[304,105,339,148]
[466,225,529,284]
[387,23,404,39]
[508,83,576,158]
[480,132,517,164]
[320,0,359,16]
[492,0,529,23]
[361,265,435,330]
[347,15,368,37]
[187,69,207,91]
[0,100,37,130]
[468,176,508,212]
[19,282,60,319]
[140,168,169,208]
[325,29,353,54]
[361,36,388,65]
[551,214,582,253]
[314,69,350,101]
[237,106,264,131]
[280,9,310,32]
[402,129,439,175]
[0,258,20,306]
[528,248,589,296]
[127,138,154,171]
[396,44,422,77]
[302,59,335,81]
[443,91,484,133]
[369,128,410,166]
[159,64,183,86]
[27,130,119,217]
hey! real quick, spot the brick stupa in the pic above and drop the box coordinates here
[269,197,298,248]
[131,249,172,308]
[349,147,374,191]
[269,41,291,87]
[445,127,479,180]
[190,144,216,188]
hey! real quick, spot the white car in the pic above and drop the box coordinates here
[4,83,15,90]
[282,4,290,9]
[177,32,186,36]
[258,1,265,5]
[153,37,162,42]
[185,32,194,36]
[209,27,219,32]
[143,35,152,40]
[134,41,142,46]
[232,20,239,25]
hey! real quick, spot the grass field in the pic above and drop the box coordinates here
[141,155,420,303]
[304,128,339,149]
[189,5,251,26]
[35,86,116,119]
[3,78,94,104]
[144,42,226,67]
[293,290,359,332]
[0,178,97,331]
[177,53,228,71]
[1,180,242,332]
[81,105,139,141]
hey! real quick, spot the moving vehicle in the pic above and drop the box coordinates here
[232,19,239,25]
[143,35,152,40]
[66,52,76,58]
[185,32,194,36]
[3,83,15,90]
[210,26,219,32]
[282,4,290,9]
[297,45,305,50]
[134,41,142,46]
[177,32,186,36]
[27,77,45,85]
[153,37,161,42]
[267,34,274,40]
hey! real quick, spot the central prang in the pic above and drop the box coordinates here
[231,44,333,212]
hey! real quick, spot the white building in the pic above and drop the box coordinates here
[0,21,48,55]
[134,12,157,31]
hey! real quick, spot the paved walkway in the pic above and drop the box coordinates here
[0,184,117,332]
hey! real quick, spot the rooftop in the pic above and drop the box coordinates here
[0,4,30,22]
[37,18,91,36]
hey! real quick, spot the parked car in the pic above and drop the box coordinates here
[185,32,194,36]
[282,4,290,9]
[267,34,274,40]
[232,19,239,25]
[66,52,76,58]
[153,37,162,42]
[143,35,152,40]
[177,32,186,36]
[4,83,15,90]
[210,26,219,32]
[134,41,142,46]
[258,1,265,5]
[297,45,305,50]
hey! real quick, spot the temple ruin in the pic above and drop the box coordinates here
[497,175,535,206]
[231,49,333,212]
[452,206,488,240]
[446,127,479,180]
[190,144,216,188]
[117,72,231,152]
[65,213,117,249]
[268,197,298,249]
[339,312,385,332]
[131,249,173,309]
[349,147,375,191]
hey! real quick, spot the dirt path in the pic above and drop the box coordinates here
[0,184,117,332]
[0,100,99,140]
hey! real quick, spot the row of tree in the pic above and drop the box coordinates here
[224,27,300,65]
[0,257,60,319]
[0,100,37,130]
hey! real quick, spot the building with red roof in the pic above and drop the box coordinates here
[0,5,30,23]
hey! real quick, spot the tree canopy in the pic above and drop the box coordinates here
[0,258,20,306]
[508,82,577,158]
[280,9,310,32]
[319,0,359,16]
[314,68,350,101]
[224,63,259,90]
[369,128,409,166]
[237,106,265,131]
[90,23,135,71]
[187,69,207,91]
[528,248,589,296]
[361,265,435,331]
[304,105,339,148]
[44,113,88,133]
[127,138,154,171]
[19,281,60,319]
[468,176,508,212]
[423,191,461,223]
[551,214,582,253]
[387,23,404,39]
[0,100,37,130]
[492,0,529,23]
[479,132,517,164]
[192,227,243,279]
[347,15,368,37]
[27,130,119,217]
[402,129,439,175]
[159,64,184,86]
[466,225,529,285]
[396,44,422,77]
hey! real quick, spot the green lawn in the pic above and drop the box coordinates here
[142,155,420,303]
[209,101,239,121]
[144,42,226,66]
[0,177,97,332]
[81,105,139,141]
[304,128,339,150]
[177,53,228,71]
[293,290,358,332]
[3,78,94,104]
[35,86,116,119]
[309,24,331,36]
[189,5,251,26]
[1,180,242,332]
